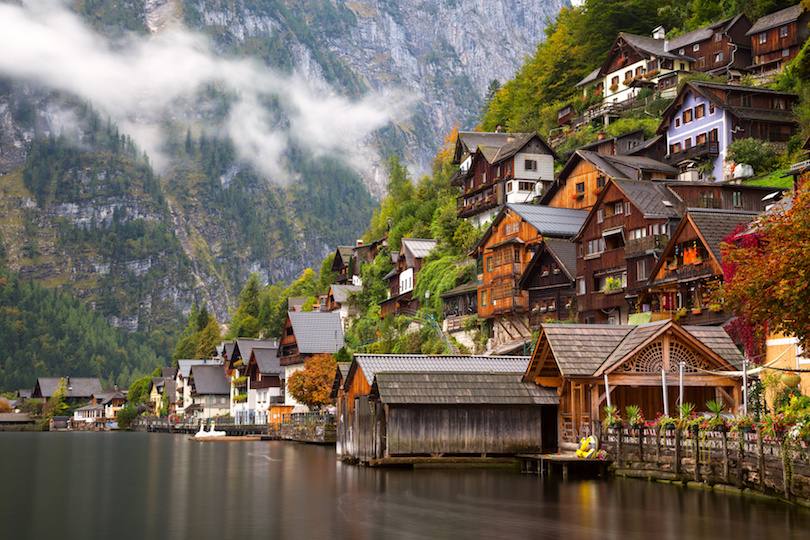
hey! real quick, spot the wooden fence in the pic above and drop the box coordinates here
[598,424,810,504]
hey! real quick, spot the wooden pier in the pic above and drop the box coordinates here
[518,454,612,478]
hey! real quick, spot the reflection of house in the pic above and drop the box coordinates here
[657,81,798,181]
[746,4,810,79]
[573,178,680,325]
[645,209,758,326]
[279,311,344,406]
[519,238,578,328]
[472,204,587,351]
[380,238,436,318]
[335,354,553,462]
[666,14,752,75]
[540,150,678,212]
[188,364,230,419]
[524,320,745,445]
[452,132,557,226]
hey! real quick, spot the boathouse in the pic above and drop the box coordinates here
[336,355,558,463]
[524,320,745,446]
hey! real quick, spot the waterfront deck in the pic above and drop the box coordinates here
[518,453,612,477]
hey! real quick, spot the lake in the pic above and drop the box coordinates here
[1,432,809,539]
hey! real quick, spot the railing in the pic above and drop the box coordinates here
[282,412,336,426]
[489,262,526,281]
[651,262,714,285]
[663,141,719,165]
[625,234,669,255]
[457,196,499,218]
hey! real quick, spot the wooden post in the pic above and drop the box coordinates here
[757,430,765,489]
[693,426,700,482]
[616,425,623,463]
[722,431,729,483]
[782,441,792,500]
[655,428,661,464]
[674,429,681,475]
[638,425,644,462]
[736,431,744,487]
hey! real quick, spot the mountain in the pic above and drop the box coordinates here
[0,0,566,334]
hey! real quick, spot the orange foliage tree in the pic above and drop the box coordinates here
[718,176,810,354]
[287,354,337,409]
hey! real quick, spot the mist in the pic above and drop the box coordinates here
[0,0,396,181]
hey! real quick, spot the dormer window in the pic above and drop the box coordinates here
[780,25,788,38]
[693,44,699,52]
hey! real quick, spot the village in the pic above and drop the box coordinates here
[5,3,810,506]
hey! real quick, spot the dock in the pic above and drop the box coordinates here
[518,454,612,478]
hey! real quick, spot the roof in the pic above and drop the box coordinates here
[574,129,645,155]
[351,355,531,388]
[543,238,578,278]
[613,33,694,64]
[233,339,279,364]
[0,413,32,423]
[540,325,632,376]
[454,132,534,162]
[162,367,178,380]
[223,342,236,362]
[440,282,478,298]
[486,132,558,163]
[575,66,602,88]
[190,364,230,395]
[374,372,559,405]
[613,179,681,218]
[177,359,221,378]
[329,284,361,303]
[287,311,344,354]
[668,14,748,50]
[747,4,805,35]
[507,203,589,238]
[688,208,759,264]
[34,377,103,399]
[253,348,282,375]
[288,297,307,311]
[400,238,437,266]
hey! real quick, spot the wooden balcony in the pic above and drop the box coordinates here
[625,234,669,256]
[663,141,719,166]
[458,196,499,218]
[479,294,529,318]
[489,262,527,282]
[650,262,715,286]
[678,196,722,214]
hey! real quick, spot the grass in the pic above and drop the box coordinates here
[742,168,794,189]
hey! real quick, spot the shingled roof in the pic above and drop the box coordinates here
[400,238,437,267]
[351,355,530,388]
[616,33,694,62]
[329,284,361,303]
[613,179,681,218]
[177,359,221,379]
[688,208,759,265]
[668,14,748,50]
[287,311,344,354]
[746,4,805,35]
[507,203,589,238]
[453,132,533,163]
[374,372,559,405]
[252,348,282,376]
[190,364,229,395]
[34,377,103,399]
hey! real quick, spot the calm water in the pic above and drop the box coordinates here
[1,432,809,540]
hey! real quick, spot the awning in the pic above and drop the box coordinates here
[602,226,625,238]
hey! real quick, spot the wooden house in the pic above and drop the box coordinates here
[524,320,745,444]
[746,4,810,79]
[518,238,578,328]
[330,246,357,285]
[188,364,230,419]
[379,238,436,319]
[556,103,577,127]
[540,150,678,212]
[471,203,588,351]
[227,339,279,423]
[452,132,558,227]
[334,354,555,462]
[573,178,681,325]
[666,14,752,75]
[278,311,344,406]
[32,377,102,405]
[657,81,798,181]
[245,345,291,425]
[176,359,221,416]
[644,209,758,326]
[326,284,361,330]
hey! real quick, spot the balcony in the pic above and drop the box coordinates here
[457,196,499,218]
[489,262,527,282]
[491,295,529,316]
[678,196,722,214]
[651,262,715,286]
[663,141,719,166]
[625,234,669,256]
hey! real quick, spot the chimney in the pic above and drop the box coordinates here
[356,239,363,246]
[652,26,665,40]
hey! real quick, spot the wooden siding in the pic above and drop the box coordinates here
[547,160,602,210]
[750,16,810,69]
[386,405,548,456]
[279,318,300,366]
[336,366,372,459]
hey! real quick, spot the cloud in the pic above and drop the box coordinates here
[0,0,395,181]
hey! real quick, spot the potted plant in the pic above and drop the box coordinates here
[603,404,622,430]
[676,402,696,430]
[705,399,728,432]
[626,405,644,429]
[674,307,687,321]
[730,414,756,434]
[654,412,676,433]
[609,83,619,93]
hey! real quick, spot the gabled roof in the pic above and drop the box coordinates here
[331,246,354,270]
[746,4,805,35]
[646,208,758,282]
[575,66,602,88]
[177,359,221,379]
[487,132,559,163]
[222,342,236,363]
[162,367,178,380]
[472,203,588,255]
[518,238,577,289]
[400,238,437,267]
[439,281,478,299]
[529,325,632,377]
[232,339,279,367]
[373,372,558,405]
[190,364,229,395]
[613,179,681,218]
[349,354,531,388]
[329,284,361,303]
[287,311,344,354]
[601,33,693,77]
[252,348,282,376]
[571,129,645,156]
[330,363,352,399]
[668,14,750,50]
[34,377,103,399]
[453,132,533,163]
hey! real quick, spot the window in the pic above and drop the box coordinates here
[678,48,685,55]
[714,32,722,42]
[695,104,705,119]
[760,32,767,44]
[780,25,788,38]
[709,102,715,114]
[637,259,648,281]
[709,128,719,141]
[742,95,752,107]
[482,172,486,184]
[614,201,623,215]
[486,257,493,273]
[773,98,785,110]
[629,227,647,240]
[578,278,586,295]
[683,109,693,124]
[675,118,681,128]
[576,182,585,194]
[733,191,742,207]
[635,66,643,76]
[684,137,692,149]
[525,159,537,171]
[597,209,604,223]
[519,181,534,191]
[625,70,632,81]
[481,289,487,307]
[696,133,707,145]
[586,238,605,256]
[611,75,619,86]
[671,142,682,153]
[693,44,700,52]
[506,181,512,193]
[698,56,705,68]
[783,48,790,57]
[714,51,723,63]
[596,175,606,189]
[625,202,632,215]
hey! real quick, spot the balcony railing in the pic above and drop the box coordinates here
[663,141,719,165]
[679,196,722,214]
[489,262,526,282]
[625,234,669,256]
[457,196,499,218]
[651,262,715,285]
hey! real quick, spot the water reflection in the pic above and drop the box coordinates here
[1,432,809,540]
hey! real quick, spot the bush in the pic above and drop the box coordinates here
[726,138,778,174]
[117,402,138,430]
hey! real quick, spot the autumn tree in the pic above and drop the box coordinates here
[287,353,337,409]
[718,176,810,353]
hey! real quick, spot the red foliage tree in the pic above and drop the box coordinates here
[287,354,337,409]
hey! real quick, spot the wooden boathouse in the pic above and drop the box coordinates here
[335,355,559,464]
